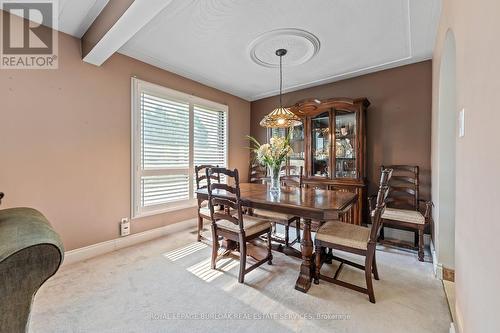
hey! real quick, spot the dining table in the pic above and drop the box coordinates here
[196,182,358,293]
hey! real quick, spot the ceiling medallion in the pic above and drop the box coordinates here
[248,28,321,68]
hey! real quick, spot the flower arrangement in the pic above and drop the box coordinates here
[248,134,293,192]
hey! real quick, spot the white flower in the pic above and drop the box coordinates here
[249,134,293,168]
[257,143,271,162]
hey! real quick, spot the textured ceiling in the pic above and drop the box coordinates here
[55,0,441,101]
[119,0,441,101]
[58,0,109,37]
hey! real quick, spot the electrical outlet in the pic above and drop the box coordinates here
[120,218,130,237]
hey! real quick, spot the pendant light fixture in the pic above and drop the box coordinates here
[259,49,301,128]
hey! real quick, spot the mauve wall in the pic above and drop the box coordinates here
[250,61,432,199]
[0,30,250,251]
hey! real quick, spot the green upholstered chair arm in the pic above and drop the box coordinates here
[0,207,64,262]
[0,207,64,332]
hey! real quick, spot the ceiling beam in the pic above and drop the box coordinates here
[81,0,173,66]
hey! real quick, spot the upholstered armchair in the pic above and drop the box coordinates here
[0,202,64,332]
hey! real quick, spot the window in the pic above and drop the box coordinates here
[132,78,228,217]
[268,127,287,140]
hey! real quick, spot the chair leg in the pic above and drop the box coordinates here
[210,224,218,269]
[197,215,203,242]
[271,222,277,236]
[379,226,385,240]
[314,244,322,285]
[238,234,247,283]
[267,230,273,265]
[365,253,376,303]
[325,247,333,264]
[372,252,379,280]
[418,228,425,262]
[285,225,290,247]
[295,218,301,243]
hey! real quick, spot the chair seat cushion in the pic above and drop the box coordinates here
[216,215,271,236]
[382,208,425,225]
[199,206,236,219]
[252,209,297,224]
[316,221,371,250]
[199,206,211,218]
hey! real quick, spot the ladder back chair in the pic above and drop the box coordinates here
[249,158,267,184]
[206,167,273,283]
[195,164,220,242]
[280,165,304,187]
[314,168,392,303]
[374,165,432,261]
[251,165,303,247]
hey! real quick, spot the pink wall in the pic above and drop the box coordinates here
[433,0,500,332]
[0,30,250,251]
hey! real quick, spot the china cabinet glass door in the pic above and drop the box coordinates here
[311,112,330,177]
[334,110,357,178]
[289,123,305,174]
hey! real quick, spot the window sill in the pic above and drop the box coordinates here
[132,201,198,220]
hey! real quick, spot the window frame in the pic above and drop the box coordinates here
[131,78,229,218]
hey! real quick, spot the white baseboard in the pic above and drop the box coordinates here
[63,224,172,267]
[455,301,463,333]
[430,241,443,279]
[435,263,443,280]
[449,322,456,333]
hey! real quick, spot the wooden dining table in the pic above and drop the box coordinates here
[196,182,358,293]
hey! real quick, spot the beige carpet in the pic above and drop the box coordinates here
[443,280,456,323]
[30,219,451,333]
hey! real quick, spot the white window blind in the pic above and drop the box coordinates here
[193,105,227,167]
[140,93,190,208]
[141,93,189,169]
[193,105,228,186]
[132,78,228,217]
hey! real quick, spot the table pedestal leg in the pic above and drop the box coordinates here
[295,218,313,293]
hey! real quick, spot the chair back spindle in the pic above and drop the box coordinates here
[369,168,393,243]
[281,165,303,188]
[381,165,419,210]
[249,155,267,183]
[195,164,220,190]
[206,167,244,232]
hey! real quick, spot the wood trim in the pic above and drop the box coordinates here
[289,97,370,116]
[443,267,455,282]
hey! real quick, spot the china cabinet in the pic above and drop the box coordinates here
[287,97,370,225]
